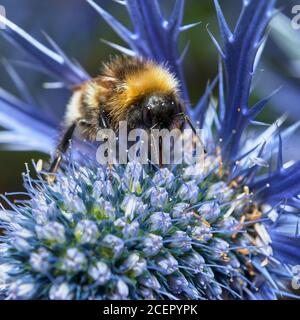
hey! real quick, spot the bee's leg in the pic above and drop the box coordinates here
[98,111,114,178]
[159,136,163,168]
[100,110,110,129]
[148,122,163,167]
[148,133,162,168]
[48,122,77,181]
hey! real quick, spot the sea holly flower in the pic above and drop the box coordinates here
[88,262,111,284]
[152,168,175,188]
[61,248,88,273]
[29,248,51,273]
[177,180,199,204]
[0,0,299,300]
[35,221,66,244]
[49,282,73,301]
[141,234,163,257]
[0,160,298,300]
[198,202,221,223]
[75,220,99,244]
[121,194,147,221]
[101,234,125,259]
[167,230,192,252]
[7,278,36,300]
[149,187,169,209]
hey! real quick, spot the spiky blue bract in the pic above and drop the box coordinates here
[0,14,90,152]
[87,0,193,110]
[209,1,300,262]
[211,0,276,162]
[0,15,89,87]
[0,0,197,151]
[0,160,297,300]
[0,87,56,152]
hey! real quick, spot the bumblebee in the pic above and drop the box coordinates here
[49,56,198,173]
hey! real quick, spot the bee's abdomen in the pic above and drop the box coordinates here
[65,90,84,127]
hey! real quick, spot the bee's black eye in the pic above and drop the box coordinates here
[170,100,182,114]
[143,106,153,127]
[173,101,179,112]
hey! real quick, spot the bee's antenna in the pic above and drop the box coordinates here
[174,113,207,154]
[150,122,160,130]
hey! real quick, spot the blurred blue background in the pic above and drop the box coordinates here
[0,0,300,195]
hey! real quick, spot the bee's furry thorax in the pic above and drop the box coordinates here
[100,56,179,124]
[65,56,180,136]
[52,56,184,175]
[67,56,178,128]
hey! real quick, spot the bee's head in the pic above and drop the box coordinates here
[127,94,185,130]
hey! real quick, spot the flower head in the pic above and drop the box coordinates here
[0,160,298,300]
